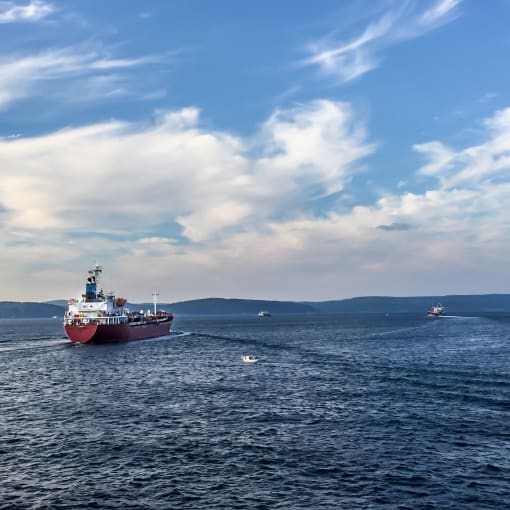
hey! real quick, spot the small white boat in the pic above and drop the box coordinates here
[257,310,271,317]
[428,303,446,317]
[242,355,259,363]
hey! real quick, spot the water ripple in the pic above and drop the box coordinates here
[1,314,509,509]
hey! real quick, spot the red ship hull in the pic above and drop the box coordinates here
[64,317,172,344]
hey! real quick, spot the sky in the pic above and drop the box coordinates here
[1,0,510,302]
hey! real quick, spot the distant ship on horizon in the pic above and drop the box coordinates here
[258,310,271,317]
[427,303,446,317]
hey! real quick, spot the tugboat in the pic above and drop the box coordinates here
[427,303,446,317]
[64,264,173,344]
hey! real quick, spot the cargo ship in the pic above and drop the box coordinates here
[64,264,173,344]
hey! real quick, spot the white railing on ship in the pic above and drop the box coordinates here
[65,315,128,325]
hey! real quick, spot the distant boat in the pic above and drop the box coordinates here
[242,355,259,363]
[257,310,271,317]
[428,303,446,317]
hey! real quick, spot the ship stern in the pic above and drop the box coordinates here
[64,323,99,343]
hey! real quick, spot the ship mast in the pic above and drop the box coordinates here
[90,263,102,281]
[152,291,159,315]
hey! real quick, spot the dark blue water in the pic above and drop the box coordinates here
[1,313,510,509]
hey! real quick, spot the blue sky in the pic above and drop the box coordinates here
[1,0,510,302]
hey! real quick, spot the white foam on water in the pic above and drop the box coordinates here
[0,339,70,353]
[440,315,480,319]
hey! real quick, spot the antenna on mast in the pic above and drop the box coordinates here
[152,291,159,315]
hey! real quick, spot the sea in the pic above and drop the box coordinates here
[1,313,509,509]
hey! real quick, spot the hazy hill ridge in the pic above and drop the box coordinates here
[2,294,510,318]
[0,302,64,318]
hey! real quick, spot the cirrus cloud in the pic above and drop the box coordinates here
[302,0,461,83]
[0,46,164,110]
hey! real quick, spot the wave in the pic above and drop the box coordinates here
[0,338,71,354]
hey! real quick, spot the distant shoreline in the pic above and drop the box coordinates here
[1,294,510,318]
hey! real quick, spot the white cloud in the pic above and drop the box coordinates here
[256,100,375,196]
[0,101,373,243]
[171,104,510,300]
[415,107,510,188]
[0,100,376,298]
[0,47,161,110]
[2,102,510,302]
[302,0,461,83]
[420,0,460,25]
[0,0,54,23]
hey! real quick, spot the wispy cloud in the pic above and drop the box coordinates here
[0,47,161,109]
[142,88,167,101]
[302,0,462,83]
[0,0,54,23]
[478,92,497,103]
[273,85,301,105]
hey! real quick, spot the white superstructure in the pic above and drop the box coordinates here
[64,264,129,326]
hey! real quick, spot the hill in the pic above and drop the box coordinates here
[0,302,65,318]
[134,298,316,315]
[306,294,510,314]
[2,294,510,318]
